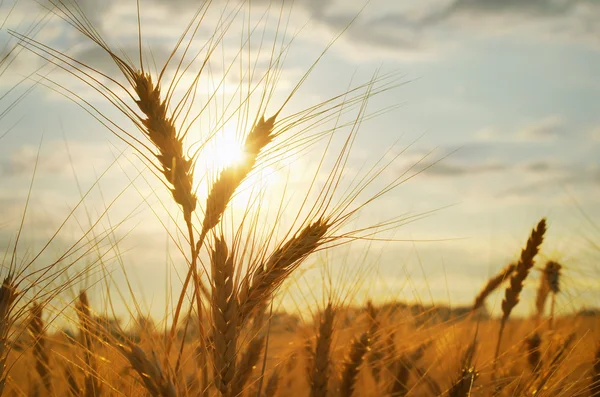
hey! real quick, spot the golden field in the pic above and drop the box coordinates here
[0,1,598,396]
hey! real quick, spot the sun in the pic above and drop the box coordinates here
[207,129,246,172]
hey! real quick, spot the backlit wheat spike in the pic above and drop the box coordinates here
[525,332,542,372]
[0,276,18,395]
[231,335,266,397]
[211,237,238,397]
[310,303,335,397]
[494,218,547,377]
[76,290,102,397]
[501,218,547,324]
[365,301,384,384]
[472,263,516,312]
[264,368,280,397]
[132,72,196,219]
[389,356,412,397]
[29,302,53,394]
[119,343,177,397]
[238,219,330,325]
[339,332,370,397]
[449,341,478,397]
[64,364,80,397]
[202,115,276,237]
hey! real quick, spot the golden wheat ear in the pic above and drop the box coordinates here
[118,343,177,397]
[0,276,19,394]
[75,290,102,397]
[339,332,369,397]
[210,237,237,397]
[525,332,542,373]
[448,341,478,397]
[472,263,516,313]
[309,303,334,397]
[493,218,547,378]
[238,218,331,326]
[28,302,53,394]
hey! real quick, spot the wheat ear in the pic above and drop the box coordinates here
[132,72,196,218]
[64,364,80,397]
[238,219,330,325]
[264,368,280,397]
[231,335,266,397]
[0,276,18,394]
[525,332,542,373]
[339,332,370,397]
[310,303,335,397]
[449,341,478,397]
[211,237,237,397]
[29,302,53,394]
[202,115,276,237]
[76,290,102,397]
[389,356,412,397]
[472,263,516,312]
[389,342,431,397]
[494,218,547,375]
[119,343,177,397]
[545,261,561,329]
[365,301,384,384]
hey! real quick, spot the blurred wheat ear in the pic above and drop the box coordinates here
[0,276,19,394]
[494,218,547,378]
[29,302,53,394]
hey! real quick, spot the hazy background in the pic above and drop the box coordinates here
[0,0,598,324]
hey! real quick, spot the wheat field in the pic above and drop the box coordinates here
[0,0,599,396]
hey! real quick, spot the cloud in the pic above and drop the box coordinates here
[425,161,505,177]
[476,116,566,143]
[0,141,114,179]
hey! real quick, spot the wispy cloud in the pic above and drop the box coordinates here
[476,116,567,143]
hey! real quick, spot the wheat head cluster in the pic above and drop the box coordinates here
[0,1,598,396]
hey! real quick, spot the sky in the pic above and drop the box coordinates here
[0,0,599,325]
